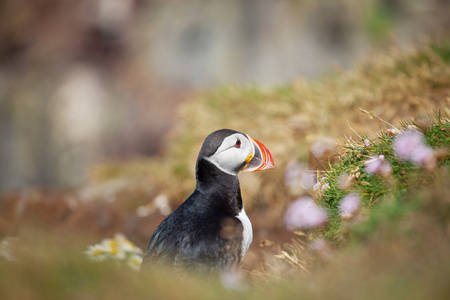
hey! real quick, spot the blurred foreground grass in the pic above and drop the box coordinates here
[1,40,450,299]
[1,172,449,300]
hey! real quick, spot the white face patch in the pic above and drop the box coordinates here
[205,133,254,175]
[236,207,253,263]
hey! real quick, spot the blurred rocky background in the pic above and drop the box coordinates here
[1,3,450,297]
[1,0,449,194]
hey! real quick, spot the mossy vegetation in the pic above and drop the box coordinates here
[314,114,449,244]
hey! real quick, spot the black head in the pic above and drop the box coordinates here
[196,129,274,176]
[198,129,240,159]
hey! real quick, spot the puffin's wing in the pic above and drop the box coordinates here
[141,215,244,272]
[172,216,244,273]
[141,215,181,268]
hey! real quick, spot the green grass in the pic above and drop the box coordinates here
[314,114,449,244]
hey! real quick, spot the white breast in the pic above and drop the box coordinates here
[236,207,253,262]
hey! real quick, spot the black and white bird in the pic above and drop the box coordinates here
[141,129,274,274]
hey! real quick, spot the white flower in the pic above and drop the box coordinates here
[0,239,16,262]
[136,205,153,217]
[114,233,143,255]
[85,234,144,270]
[127,254,143,271]
[154,194,171,216]
[84,244,110,261]
[99,238,123,259]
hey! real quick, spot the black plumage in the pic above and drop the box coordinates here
[141,129,273,274]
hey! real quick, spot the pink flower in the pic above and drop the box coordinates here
[321,183,330,191]
[410,145,434,165]
[393,130,435,168]
[310,139,334,158]
[339,193,361,219]
[309,238,334,260]
[386,128,400,137]
[309,238,327,252]
[284,197,328,230]
[284,162,315,189]
[313,182,320,191]
[364,139,372,147]
[338,173,354,190]
[393,130,425,159]
[313,177,330,191]
[364,155,392,176]
[221,268,242,290]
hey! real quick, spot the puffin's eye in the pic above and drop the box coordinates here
[234,139,241,148]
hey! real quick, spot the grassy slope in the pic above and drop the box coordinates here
[92,40,449,214]
[1,41,450,299]
[315,116,450,244]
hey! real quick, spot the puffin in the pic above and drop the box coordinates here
[141,129,274,274]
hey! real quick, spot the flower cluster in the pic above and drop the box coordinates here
[386,128,400,137]
[364,155,392,176]
[84,233,143,270]
[284,197,328,230]
[0,239,15,262]
[338,193,361,220]
[337,173,355,190]
[393,129,435,169]
[284,161,316,190]
[313,176,330,191]
[309,238,334,260]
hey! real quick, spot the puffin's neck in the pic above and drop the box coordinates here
[195,158,243,212]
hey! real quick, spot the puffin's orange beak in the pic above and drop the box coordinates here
[242,135,275,172]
